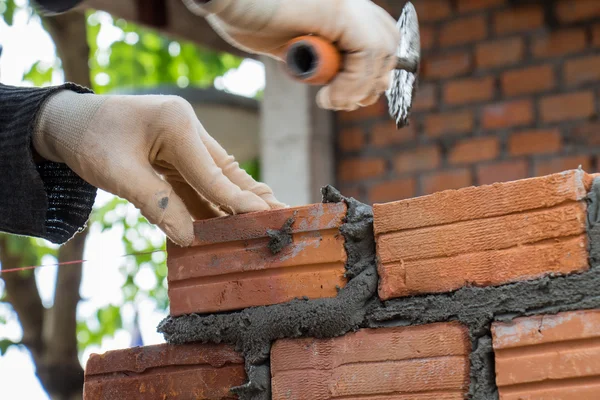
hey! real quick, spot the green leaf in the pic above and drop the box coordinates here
[0,0,17,26]
[23,61,54,87]
[0,339,17,355]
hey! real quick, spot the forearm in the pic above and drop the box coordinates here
[0,83,97,244]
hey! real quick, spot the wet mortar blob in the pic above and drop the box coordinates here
[157,177,600,400]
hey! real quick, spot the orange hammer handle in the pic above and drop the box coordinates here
[283,36,342,85]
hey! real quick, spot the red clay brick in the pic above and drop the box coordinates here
[338,127,365,152]
[374,170,591,233]
[84,343,245,399]
[412,83,437,111]
[476,38,524,69]
[167,202,347,315]
[440,16,487,47]
[423,52,472,79]
[540,91,596,123]
[369,178,416,204]
[449,136,500,165]
[337,98,386,123]
[565,55,600,87]
[477,160,529,185]
[532,29,587,59]
[421,169,473,195]
[493,309,600,399]
[339,158,386,182]
[482,100,534,129]
[444,76,495,105]
[555,0,600,23]
[457,0,505,12]
[508,129,562,156]
[379,235,588,299]
[572,122,600,146]
[424,110,474,138]
[593,24,600,47]
[421,25,436,51]
[501,65,555,97]
[395,146,441,174]
[271,323,471,399]
[414,0,452,22]
[494,6,544,35]
[371,120,416,147]
[535,155,593,177]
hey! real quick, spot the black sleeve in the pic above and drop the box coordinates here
[0,83,98,244]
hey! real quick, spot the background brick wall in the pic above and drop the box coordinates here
[335,0,600,204]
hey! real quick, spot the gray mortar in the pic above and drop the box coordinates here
[267,217,295,255]
[157,178,600,400]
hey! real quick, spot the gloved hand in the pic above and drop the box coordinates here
[33,90,286,246]
[183,0,400,111]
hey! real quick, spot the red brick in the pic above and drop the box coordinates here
[412,83,437,111]
[339,186,361,200]
[421,25,436,51]
[494,6,544,35]
[337,98,386,123]
[477,160,528,185]
[83,343,245,399]
[532,29,587,59]
[449,136,500,165]
[540,91,596,123]
[421,169,473,195]
[414,0,452,22]
[493,309,600,399]
[440,16,488,47]
[167,202,347,315]
[395,146,441,174]
[424,110,474,138]
[374,170,592,233]
[501,65,555,97]
[475,38,525,69]
[565,55,600,87]
[555,0,600,23]
[369,178,416,204]
[457,0,505,12]
[271,323,471,399]
[371,120,416,147]
[422,52,472,79]
[338,127,365,152]
[508,129,562,156]
[572,121,600,146]
[339,158,386,182]
[444,76,495,105]
[535,155,593,177]
[482,100,534,129]
[593,24,600,47]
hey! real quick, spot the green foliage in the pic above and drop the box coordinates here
[0,0,18,26]
[0,338,17,355]
[23,60,57,87]
[1,234,58,278]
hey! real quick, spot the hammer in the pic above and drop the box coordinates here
[281,2,421,129]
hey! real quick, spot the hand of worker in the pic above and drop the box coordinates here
[183,0,400,111]
[33,90,286,246]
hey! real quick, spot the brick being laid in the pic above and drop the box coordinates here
[374,170,593,300]
[167,202,348,315]
[83,343,245,399]
[492,309,600,400]
[270,322,471,400]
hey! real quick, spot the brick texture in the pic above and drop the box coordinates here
[167,202,347,315]
[271,323,471,399]
[333,0,600,205]
[374,170,592,300]
[492,309,600,399]
[84,343,245,399]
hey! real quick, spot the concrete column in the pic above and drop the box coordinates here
[260,57,335,206]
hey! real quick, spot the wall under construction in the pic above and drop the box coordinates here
[83,169,600,400]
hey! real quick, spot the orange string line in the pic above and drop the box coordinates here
[0,249,166,275]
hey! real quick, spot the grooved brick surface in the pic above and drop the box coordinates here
[271,322,471,400]
[84,343,245,399]
[492,309,600,400]
[167,203,347,315]
[374,170,592,300]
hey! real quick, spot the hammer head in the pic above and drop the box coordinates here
[386,2,421,129]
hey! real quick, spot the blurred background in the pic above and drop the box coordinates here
[0,0,599,398]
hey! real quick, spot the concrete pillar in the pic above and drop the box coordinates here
[260,57,335,206]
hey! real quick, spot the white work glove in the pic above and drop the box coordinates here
[183,0,400,111]
[33,90,286,246]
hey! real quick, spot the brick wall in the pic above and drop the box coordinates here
[336,0,600,204]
